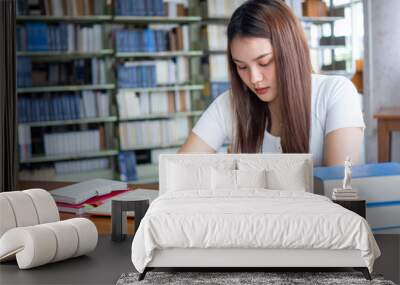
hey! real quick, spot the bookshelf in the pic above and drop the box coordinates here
[16,0,206,183]
[16,0,361,184]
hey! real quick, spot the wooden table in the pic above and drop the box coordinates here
[17,180,159,234]
[374,107,400,162]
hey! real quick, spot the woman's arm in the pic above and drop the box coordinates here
[323,127,364,166]
[178,132,216,153]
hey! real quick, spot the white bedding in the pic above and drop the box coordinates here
[131,190,380,273]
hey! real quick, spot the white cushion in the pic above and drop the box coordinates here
[211,168,236,190]
[23,189,60,224]
[0,191,39,227]
[211,169,268,191]
[167,160,235,192]
[0,189,98,269]
[167,162,211,191]
[236,169,267,188]
[238,159,308,191]
[0,218,97,269]
[0,196,16,237]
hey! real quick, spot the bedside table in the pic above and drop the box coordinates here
[333,199,366,218]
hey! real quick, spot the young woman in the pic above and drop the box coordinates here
[179,0,364,166]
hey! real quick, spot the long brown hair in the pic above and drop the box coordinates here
[227,0,312,153]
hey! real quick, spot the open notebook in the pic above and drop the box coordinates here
[85,188,159,217]
[51,179,128,204]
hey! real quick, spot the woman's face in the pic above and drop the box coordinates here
[230,36,277,103]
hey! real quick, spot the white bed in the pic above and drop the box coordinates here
[131,154,380,280]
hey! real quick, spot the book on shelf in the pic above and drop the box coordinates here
[205,0,245,18]
[314,163,400,233]
[18,91,110,123]
[119,118,189,149]
[205,25,227,51]
[43,129,102,156]
[117,90,191,118]
[116,27,173,53]
[117,59,189,88]
[51,178,128,204]
[114,0,190,18]
[118,151,138,182]
[210,82,230,99]
[209,54,229,82]
[18,125,32,160]
[17,23,104,53]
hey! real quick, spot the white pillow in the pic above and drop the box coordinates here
[237,159,308,191]
[211,168,268,190]
[211,168,236,190]
[167,162,210,191]
[267,166,306,191]
[236,169,268,188]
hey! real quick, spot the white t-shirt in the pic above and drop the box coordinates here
[192,74,365,166]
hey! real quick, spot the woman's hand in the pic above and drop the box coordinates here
[178,132,216,153]
[323,127,364,166]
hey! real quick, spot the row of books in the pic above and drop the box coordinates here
[114,0,164,16]
[55,158,109,174]
[117,59,189,88]
[17,0,107,16]
[209,55,229,81]
[17,58,110,87]
[210,82,230,99]
[119,118,189,149]
[44,129,101,156]
[18,91,110,123]
[205,25,227,51]
[115,25,189,52]
[17,23,104,52]
[205,0,245,18]
[116,90,192,118]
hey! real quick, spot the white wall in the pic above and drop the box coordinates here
[364,0,400,163]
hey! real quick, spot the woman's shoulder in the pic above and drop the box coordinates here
[311,74,354,91]
[312,74,357,97]
[209,89,232,110]
[311,74,359,106]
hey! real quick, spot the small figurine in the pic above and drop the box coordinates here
[343,156,352,190]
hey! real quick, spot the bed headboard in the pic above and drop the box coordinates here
[159,153,313,195]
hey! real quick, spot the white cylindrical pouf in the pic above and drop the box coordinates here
[0,196,17,237]
[0,226,57,269]
[1,192,39,227]
[65,218,98,257]
[24,189,60,224]
[42,221,79,263]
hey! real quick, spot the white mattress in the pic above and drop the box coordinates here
[131,190,380,273]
